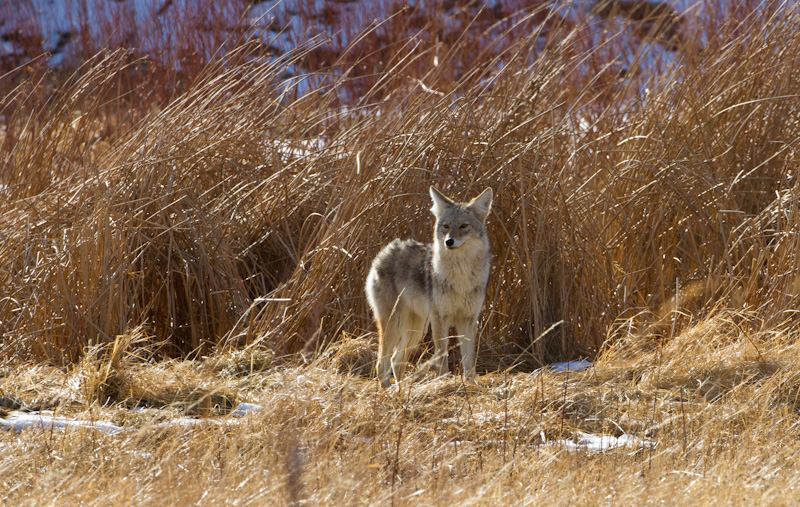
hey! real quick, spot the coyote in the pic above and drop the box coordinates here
[366,186,493,387]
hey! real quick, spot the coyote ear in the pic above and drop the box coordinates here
[430,186,454,216]
[467,187,493,222]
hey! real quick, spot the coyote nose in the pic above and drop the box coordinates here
[445,238,455,249]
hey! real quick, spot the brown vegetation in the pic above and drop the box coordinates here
[2,0,800,504]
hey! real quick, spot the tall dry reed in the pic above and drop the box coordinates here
[0,0,798,370]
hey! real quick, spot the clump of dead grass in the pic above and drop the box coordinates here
[318,334,376,377]
[77,327,238,416]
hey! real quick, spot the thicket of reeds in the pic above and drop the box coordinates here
[2,0,798,368]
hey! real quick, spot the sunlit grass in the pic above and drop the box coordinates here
[1,0,800,504]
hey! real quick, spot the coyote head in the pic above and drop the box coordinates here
[429,186,493,250]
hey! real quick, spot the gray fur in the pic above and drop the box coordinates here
[366,186,493,387]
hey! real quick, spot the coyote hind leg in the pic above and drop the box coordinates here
[376,320,394,388]
[390,309,427,383]
[375,290,407,388]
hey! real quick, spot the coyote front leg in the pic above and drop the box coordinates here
[431,316,449,376]
[456,317,478,382]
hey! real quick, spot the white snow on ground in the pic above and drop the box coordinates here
[152,417,226,429]
[2,403,655,454]
[0,411,124,434]
[552,433,655,452]
[550,360,592,373]
[333,433,655,454]
[230,403,264,418]
[0,403,265,433]
[2,398,652,452]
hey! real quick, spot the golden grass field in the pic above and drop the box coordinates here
[2,0,800,504]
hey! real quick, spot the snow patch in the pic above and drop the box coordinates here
[1,403,264,433]
[152,417,226,429]
[231,403,263,418]
[550,360,592,373]
[552,433,655,452]
[0,411,123,434]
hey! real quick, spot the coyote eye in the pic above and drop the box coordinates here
[460,223,468,229]
[442,224,450,230]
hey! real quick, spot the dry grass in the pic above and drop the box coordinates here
[2,314,800,505]
[2,0,800,504]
